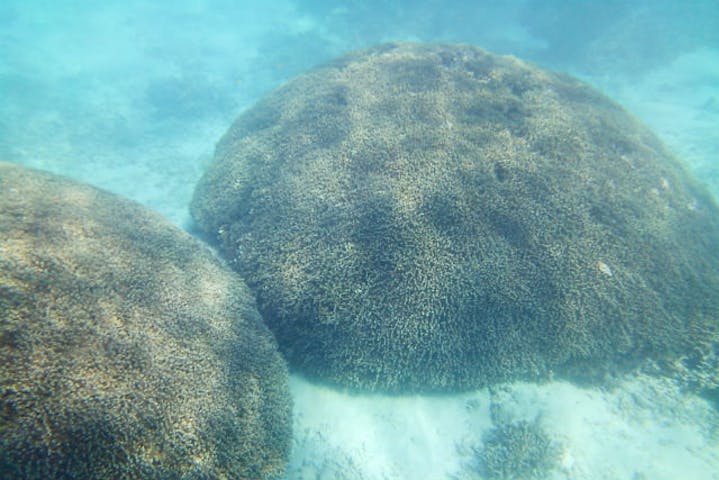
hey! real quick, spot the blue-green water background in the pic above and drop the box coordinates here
[1,0,717,227]
[2,1,718,478]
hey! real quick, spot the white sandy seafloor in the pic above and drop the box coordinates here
[288,374,719,480]
[1,2,719,479]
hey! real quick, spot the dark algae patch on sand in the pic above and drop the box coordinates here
[191,43,719,393]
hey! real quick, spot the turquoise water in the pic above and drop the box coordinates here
[2,1,719,479]
[1,0,717,224]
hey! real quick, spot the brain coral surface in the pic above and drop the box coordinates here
[0,162,292,479]
[191,42,719,393]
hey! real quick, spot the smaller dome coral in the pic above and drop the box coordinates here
[191,42,719,393]
[0,162,292,479]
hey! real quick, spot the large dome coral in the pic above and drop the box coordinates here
[0,163,292,479]
[191,43,719,392]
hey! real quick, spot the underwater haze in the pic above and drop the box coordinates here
[1,1,719,479]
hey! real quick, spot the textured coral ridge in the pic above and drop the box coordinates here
[191,42,719,393]
[0,162,291,479]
